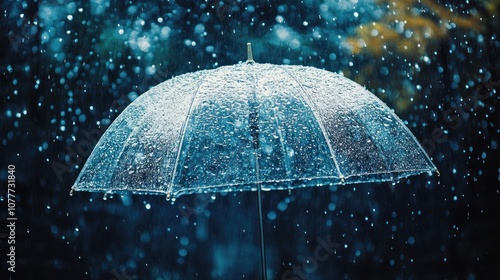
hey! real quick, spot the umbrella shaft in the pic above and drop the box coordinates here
[249,104,260,149]
[255,152,267,280]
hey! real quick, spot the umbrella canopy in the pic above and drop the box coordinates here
[72,56,437,198]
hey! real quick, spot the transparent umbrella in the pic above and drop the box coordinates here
[72,43,438,279]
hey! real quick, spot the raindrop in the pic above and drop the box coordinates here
[178,248,188,257]
[267,211,277,221]
[194,24,205,34]
[180,236,189,246]
[51,225,58,234]
[328,203,336,211]
[277,201,288,211]
[380,67,389,76]
[205,45,215,53]
[422,56,431,64]
[121,195,132,206]
[140,232,150,243]
[407,236,416,245]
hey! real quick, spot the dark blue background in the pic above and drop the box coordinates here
[1,0,499,279]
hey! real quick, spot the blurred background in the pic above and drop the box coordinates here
[1,0,499,279]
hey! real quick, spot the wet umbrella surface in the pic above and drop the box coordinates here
[72,44,437,279]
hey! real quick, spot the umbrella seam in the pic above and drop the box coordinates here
[278,65,345,180]
[72,118,125,188]
[105,83,181,192]
[315,68,434,173]
[366,90,438,172]
[73,82,166,190]
[347,90,433,173]
[285,67,397,177]
[253,65,293,182]
[101,83,172,191]
[317,75,394,175]
[271,101,292,180]
[353,102,394,171]
[168,69,213,196]
[328,75,400,175]
[104,104,145,189]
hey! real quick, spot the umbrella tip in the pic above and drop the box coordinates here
[246,42,255,63]
[69,189,74,196]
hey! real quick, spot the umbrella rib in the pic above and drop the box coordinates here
[320,82,425,175]
[253,70,292,181]
[349,102,395,174]
[282,67,403,179]
[271,103,292,180]
[167,70,212,197]
[104,104,145,190]
[312,73,393,176]
[304,69,435,176]
[325,93,394,175]
[279,66,345,181]
[367,93,438,173]
[72,118,124,191]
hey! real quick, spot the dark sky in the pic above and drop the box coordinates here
[1,0,499,279]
